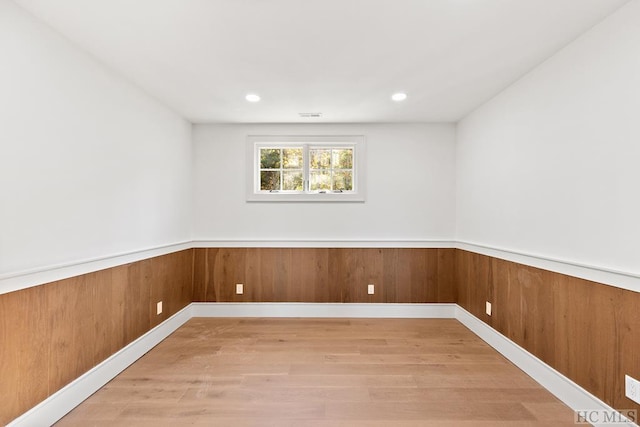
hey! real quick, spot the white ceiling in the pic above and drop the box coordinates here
[13,0,629,123]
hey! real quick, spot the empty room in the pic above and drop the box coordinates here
[1,0,639,425]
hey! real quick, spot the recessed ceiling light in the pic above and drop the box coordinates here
[391,92,407,102]
[245,93,261,102]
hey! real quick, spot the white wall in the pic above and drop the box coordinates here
[193,123,456,242]
[456,0,640,276]
[0,0,192,280]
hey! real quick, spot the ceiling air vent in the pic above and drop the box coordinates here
[298,112,322,118]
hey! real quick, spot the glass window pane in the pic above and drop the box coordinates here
[332,149,353,169]
[282,170,303,191]
[283,148,303,169]
[310,171,331,190]
[260,171,280,190]
[333,170,353,191]
[310,149,331,169]
[260,148,281,169]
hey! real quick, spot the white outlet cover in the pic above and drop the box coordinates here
[485,301,492,316]
[236,284,244,295]
[156,301,162,315]
[626,375,640,404]
[367,284,375,295]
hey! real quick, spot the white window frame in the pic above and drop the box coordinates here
[246,135,366,202]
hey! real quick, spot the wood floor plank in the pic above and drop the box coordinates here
[180,385,371,402]
[56,318,576,426]
[367,387,557,403]
[243,374,419,388]
[324,400,536,421]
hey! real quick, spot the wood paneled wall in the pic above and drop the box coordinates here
[456,249,640,417]
[3,246,639,424]
[0,249,193,426]
[192,248,456,303]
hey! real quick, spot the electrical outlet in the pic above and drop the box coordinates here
[156,301,163,315]
[626,375,640,404]
[236,283,244,295]
[485,301,492,316]
[367,284,375,295]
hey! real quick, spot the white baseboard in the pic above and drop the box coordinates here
[8,305,193,427]
[455,305,636,427]
[9,303,634,427]
[191,302,456,318]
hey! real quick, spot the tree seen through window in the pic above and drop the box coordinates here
[259,146,354,192]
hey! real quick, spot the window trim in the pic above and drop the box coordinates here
[246,135,366,202]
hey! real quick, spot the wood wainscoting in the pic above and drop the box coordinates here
[192,248,456,304]
[0,249,194,426]
[456,249,640,417]
[2,246,639,424]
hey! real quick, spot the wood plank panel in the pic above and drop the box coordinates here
[291,248,331,302]
[491,257,520,343]
[456,250,492,321]
[192,247,208,301]
[194,248,455,304]
[383,248,425,302]
[145,255,169,328]
[96,265,128,358]
[172,249,195,315]
[122,260,151,344]
[437,248,456,302]
[0,286,50,425]
[47,274,98,392]
[517,261,556,365]
[329,248,355,302]
[333,248,384,303]
[149,250,194,327]
[553,275,628,407]
[614,286,640,411]
[456,249,640,418]
[248,248,290,302]
[210,248,246,302]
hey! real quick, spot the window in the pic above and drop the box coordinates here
[259,147,305,191]
[247,135,365,202]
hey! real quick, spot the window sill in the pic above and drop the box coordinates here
[247,192,365,203]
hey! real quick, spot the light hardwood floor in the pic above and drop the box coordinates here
[56,318,576,426]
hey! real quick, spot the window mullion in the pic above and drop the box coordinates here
[330,148,335,191]
[303,144,310,192]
